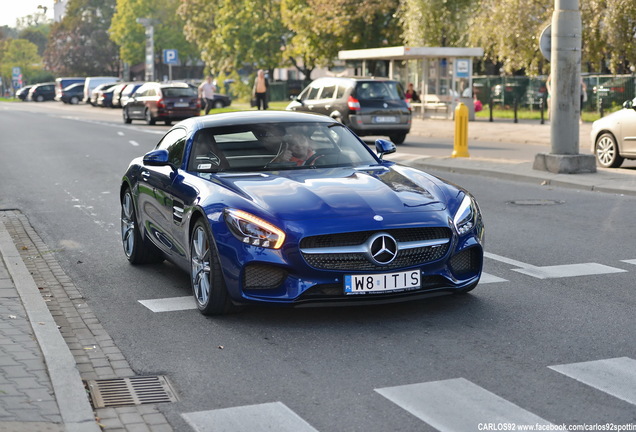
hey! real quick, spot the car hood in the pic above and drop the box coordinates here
[215,165,449,221]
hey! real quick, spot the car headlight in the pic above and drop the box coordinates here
[453,194,477,235]
[224,209,285,249]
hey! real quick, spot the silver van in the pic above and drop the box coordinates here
[83,76,120,104]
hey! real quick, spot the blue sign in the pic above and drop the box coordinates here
[163,49,179,65]
[455,59,470,78]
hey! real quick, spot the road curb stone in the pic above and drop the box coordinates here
[1,210,173,432]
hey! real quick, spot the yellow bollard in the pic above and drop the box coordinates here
[452,102,470,158]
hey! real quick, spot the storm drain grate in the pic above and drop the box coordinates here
[86,376,178,408]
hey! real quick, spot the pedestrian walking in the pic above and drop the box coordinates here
[198,76,217,115]
[252,69,269,110]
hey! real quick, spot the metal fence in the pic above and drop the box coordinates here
[473,74,636,113]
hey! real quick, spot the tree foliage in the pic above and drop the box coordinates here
[44,0,120,76]
[110,0,200,67]
[398,0,474,47]
[0,39,42,85]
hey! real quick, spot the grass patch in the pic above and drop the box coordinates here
[475,104,618,123]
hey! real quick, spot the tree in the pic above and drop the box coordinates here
[43,0,120,76]
[110,0,200,68]
[280,0,401,79]
[398,0,474,47]
[19,26,50,56]
[180,0,287,76]
[0,39,42,86]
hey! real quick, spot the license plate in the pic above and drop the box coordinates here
[344,270,421,295]
[174,102,189,107]
[373,116,398,123]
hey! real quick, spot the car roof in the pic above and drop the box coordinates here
[176,110,337,133]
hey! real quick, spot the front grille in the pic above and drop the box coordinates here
[449,247,481,279]
[301,227,451,271]
[243,263,287,290]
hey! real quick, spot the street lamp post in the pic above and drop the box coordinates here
[136,18,155,82]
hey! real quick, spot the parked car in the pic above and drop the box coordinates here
[96,85,117,108]
[120,111,484,315]
[59,83,85,104]
[122,81,200,125]
[117,82,144,108]
[28,83,56,102]
[205,93,232,109]
[590,97,636,168]
[55,77,84,101]
[90,83,118,106]
[15,85,34,101]
[286,77,411,144]
[84,76,120,104]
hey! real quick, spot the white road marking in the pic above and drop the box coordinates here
[485,252,626,279]
[129,140,139,146]
[182,402,320,432]
[621,259,636,265]
[376,378,553,431]
[480,272,507,283]
[138,296,196,312]
[549,357,636,406]
[117,131,125,136]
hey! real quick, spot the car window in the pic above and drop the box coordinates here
[187,122,378,174]
[320,85,336,99]
[156,128,187,168]
[355,81,404,101]
[335,85,348,99]
[307,86,321,100]
[162,87,197,98]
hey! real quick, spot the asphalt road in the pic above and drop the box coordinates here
[1,101,635,431]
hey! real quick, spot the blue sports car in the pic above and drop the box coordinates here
[120,111,484,315]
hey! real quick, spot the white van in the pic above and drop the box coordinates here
[83,76,120,104]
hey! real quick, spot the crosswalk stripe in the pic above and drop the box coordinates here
[182,402,319,432]
[376,378,552,431]
[138,296,196,312]
[513,263,626,279]
[549,357,636,405]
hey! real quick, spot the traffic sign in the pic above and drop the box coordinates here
[163,49,179,65]
[539,25,551,62]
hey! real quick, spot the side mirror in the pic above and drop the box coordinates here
[375,139,396,159]
[623,100,634,110]
[143,149,171,167]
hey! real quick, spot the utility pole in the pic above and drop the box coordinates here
[533,0,596,174]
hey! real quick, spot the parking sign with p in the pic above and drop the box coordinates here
[163,49,179,65]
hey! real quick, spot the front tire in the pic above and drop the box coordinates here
[70,96,79,105]
[190,218,234,315]
[595,132,623,168]
[121,188,163,264]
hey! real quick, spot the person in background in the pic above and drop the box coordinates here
[405,83,420,103]
[252,69,269,110]
[198,76,217,115]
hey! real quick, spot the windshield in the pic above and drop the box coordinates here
[187,122,379,173]
[163,87,197,98]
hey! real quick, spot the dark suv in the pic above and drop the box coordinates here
[28,83,56,102]
[286,77,411,144]
[123,82,200,125]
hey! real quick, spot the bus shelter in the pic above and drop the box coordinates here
[338,46,484,119]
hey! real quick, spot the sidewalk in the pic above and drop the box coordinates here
[1,118,636,432]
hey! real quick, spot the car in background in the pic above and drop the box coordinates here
[120,111,484,315]
[111,82,143,108]
[55,77,84,101]
[90,82,118,106]
[28,83,56,102]
[59,83,85,104]
[590,96,636,168]
[84,76,120,104]
[122,81,200,125]
[205,93,232,109]
[286,77,411,144]
[117,82,144,108]
[96,85,117,108]
[16,85,34,101]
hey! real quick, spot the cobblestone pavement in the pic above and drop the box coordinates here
[0,210,173,431]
